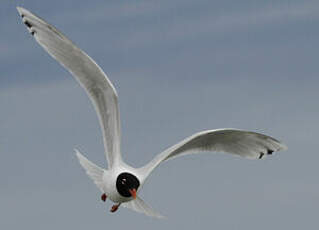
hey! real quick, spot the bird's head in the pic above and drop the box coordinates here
[116,172,140,199]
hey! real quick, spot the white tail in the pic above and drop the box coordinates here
[75,149,105,192]
[122,196,165,219]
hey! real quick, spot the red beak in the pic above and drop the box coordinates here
[129,188,137,199]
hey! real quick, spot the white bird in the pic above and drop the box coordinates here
[17,7,287,218]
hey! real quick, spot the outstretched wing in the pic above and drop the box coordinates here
[122,196,165,219]
[17,7,121,168]
[139,129,287,178]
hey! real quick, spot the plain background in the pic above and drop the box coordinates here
[1,0,318,229]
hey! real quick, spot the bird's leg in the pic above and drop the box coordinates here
[110,203,121,213]
[101,193,107,202]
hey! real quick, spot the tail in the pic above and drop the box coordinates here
[122,196,165,219]
[75,149,105,192]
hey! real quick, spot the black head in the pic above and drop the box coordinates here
[116,172,140,198]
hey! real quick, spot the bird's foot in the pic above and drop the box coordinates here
[110,203,121,213]
[101,193,107,202]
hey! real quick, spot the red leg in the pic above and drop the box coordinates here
[110,203,121,213]
[101,193,107,202]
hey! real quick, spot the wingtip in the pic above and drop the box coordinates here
[16,7,34,19]
[74,149,84,160]
[157,214,167,219]
[16,6,25,16]
[277,141,288,151]
[280,143,288,151]
[74,149,87,164]
[74,148,80,155]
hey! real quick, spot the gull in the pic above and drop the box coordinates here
[17,7,287,218]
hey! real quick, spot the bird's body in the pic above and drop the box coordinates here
[76,151,142,203]
[17,6,287,218]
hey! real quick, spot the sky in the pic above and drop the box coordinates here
[1,0,318,229]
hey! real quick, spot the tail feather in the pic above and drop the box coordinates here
[75,149,104,192]
[122,196,165,219]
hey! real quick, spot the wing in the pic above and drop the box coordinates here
[17,7,121,168]
[139,129,287,178]
[75,149,105,192]
[122,196,165,219]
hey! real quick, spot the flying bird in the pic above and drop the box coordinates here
[17,7,287,218]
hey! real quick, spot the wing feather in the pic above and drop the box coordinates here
[122,196,165,219]
[17,7,121,168]
[75,149,105,192]
[140,129,287,178]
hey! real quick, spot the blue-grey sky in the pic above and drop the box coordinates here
[1,0,318,229]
